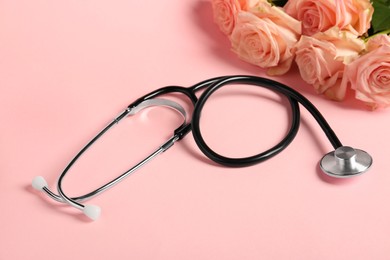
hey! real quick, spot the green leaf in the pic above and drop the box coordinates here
[371,0,390,34]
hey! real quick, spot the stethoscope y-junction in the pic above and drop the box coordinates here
[32,75,373,220]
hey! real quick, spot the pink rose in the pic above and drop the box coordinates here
[294,28,365,101]
[366,33,390,51]
[284,0,373,36]
[335,0,373,36]
[345,34,390,109]
[249,0,301,36]
[211,0,243,36]
[211,0,266,36]
[229,9,301,75]
[284,0,337,35]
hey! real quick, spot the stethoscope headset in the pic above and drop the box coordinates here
[32,75,373,221]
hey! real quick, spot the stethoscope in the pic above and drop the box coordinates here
[32,75,373,221]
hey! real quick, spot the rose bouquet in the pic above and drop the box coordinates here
[211,0,390,109]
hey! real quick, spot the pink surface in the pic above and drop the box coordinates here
[1,0,390,259]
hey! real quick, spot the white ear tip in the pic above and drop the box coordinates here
[83,205,101,221]
[32,176,48,190]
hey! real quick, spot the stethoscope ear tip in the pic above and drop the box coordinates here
[82,205,101,221]
[32,176,48,191]
[320,146,373,178]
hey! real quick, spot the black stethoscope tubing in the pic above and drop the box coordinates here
[132,75,343,167]
[33,75,371,221]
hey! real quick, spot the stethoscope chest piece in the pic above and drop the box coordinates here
[320,146,373,178]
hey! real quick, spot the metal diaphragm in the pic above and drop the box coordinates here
[320,146,373,178]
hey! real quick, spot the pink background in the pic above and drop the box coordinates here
[1,0,390,259]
